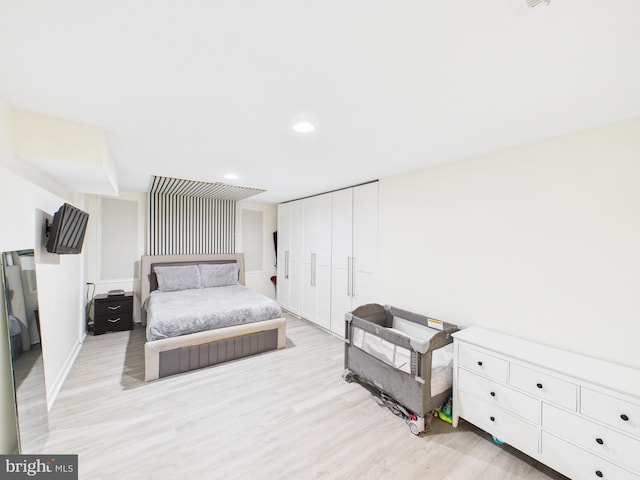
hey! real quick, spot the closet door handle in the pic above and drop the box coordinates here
[346,256,351,296]
[312,253,317,286]
[351,257,356,298]
[285,251,289,279]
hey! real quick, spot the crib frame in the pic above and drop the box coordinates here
[343,303,458,434]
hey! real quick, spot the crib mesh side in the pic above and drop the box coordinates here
[345,303,458,417]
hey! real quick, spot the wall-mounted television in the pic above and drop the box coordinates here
[45,203,89,254]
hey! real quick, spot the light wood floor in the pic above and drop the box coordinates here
[44,313,568,480]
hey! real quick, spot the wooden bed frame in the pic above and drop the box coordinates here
[140,253,286,381]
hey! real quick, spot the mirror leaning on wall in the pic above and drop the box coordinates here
[1,249,49,453]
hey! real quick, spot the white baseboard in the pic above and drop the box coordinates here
[46,332,86,411]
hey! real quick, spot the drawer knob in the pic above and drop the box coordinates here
[536,383,543,389]
[107,318,121,323]
[490,416,495,422]
[621,414,629,421]
[595,471,603,478]
[490,391,496,397]
[595,438,604,445]
[108,305,122,310]
[477,361,483,366]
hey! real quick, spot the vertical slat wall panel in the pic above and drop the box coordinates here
[147,192,236,255]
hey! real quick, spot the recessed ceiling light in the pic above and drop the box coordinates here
[224,173,239,180]
[292,121,315,133]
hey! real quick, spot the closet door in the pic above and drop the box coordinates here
[288,201,304,314]
[301,197,318,321]
[301,193,332,330]
[330,188,354,336]
[314,193,332,330]
[276,202,291,308]
[352,182,378,308]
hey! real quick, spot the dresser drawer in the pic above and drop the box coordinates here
[541,432,640,480]
[458,368,540,424]
[458,345,509,383]
[95,298,133,316]
[581,388,640,439]
[458,391,539,454]
[543,403,640,473]
[509,363,577,411]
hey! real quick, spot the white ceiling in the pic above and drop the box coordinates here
[1,0,639,203]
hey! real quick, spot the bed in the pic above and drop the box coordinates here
[141,254,286,381]
[343,303,458,434]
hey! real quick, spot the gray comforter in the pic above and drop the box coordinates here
[145,285,282,342]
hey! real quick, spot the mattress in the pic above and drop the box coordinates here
[145,284,282,341]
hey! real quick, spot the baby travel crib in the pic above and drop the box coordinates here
[343,303,459,434]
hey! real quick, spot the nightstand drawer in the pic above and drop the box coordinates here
[458,345,509,383]
[94,314,131,332]
[458,368,540,424]
[541,432,640,480]
[458,391,538,454]
[95,298,133,316]
[510,363,577,411]
[581,388,640,439]
[543,403,640,473]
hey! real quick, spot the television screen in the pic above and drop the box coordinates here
[45,203,89,254]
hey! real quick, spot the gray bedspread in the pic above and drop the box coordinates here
[145,285,282,342]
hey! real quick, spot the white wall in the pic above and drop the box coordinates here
[84,192,146,322]
[236,202,277,299]
[0,164,86,449]
[12,108,118,196]
[378,117,640,369]
[0,98,87,453]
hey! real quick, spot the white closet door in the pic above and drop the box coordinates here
[315,193,332,330]
[301,197,318,320]
[352,182,378,308]
[288,201,304,314]
[330,188,354,336]
[280,183,376,336]
[276,203,291,308]
[301,193,332,329]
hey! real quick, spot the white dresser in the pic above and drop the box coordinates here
[452,327,640,480]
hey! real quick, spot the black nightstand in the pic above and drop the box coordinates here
[93,292,133,335]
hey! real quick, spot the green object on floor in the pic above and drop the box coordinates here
[434,396,453,424]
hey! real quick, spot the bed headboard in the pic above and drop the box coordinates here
[140,253,245,326]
